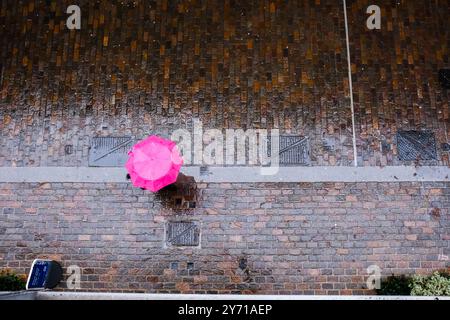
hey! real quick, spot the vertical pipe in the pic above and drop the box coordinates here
[343,0,359,167]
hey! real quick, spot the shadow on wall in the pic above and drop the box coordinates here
[126,173,198,211]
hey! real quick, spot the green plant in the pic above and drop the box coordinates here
[410,272,450,296]
[377,275,412,295]
[377,271,450,296]
[0,270,26,291]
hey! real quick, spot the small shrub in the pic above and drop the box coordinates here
[410,272,450,296]
[0,270,26,291]
[377,271,450,296]
[377,275,412,295]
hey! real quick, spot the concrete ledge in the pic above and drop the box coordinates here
[0,166,449,183]
[35,291,450,300]
[0,291,37,300]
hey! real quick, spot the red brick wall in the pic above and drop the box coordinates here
[1,181,448,294]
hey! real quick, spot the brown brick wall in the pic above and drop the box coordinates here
[0,0,448,167]
[1,181,448,294]
[348,0,449,166]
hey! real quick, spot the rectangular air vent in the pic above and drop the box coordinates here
[397,130,437,161]
[166,221,200,247]
[439,69,450,89]
[266,135,310,166]
[88,136,134,167]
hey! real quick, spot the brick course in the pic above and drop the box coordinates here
[1,181,448,294]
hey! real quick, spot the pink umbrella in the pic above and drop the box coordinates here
[125,135,183,192]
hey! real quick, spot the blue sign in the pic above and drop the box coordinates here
[26,260,51,290]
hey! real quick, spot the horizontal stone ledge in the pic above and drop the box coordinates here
[0,166,448,183]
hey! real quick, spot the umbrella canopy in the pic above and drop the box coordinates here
[125,135,183,192]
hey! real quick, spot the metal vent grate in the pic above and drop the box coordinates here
[397,130,437,161]
[439,69,450,89]
[166,221,200,247]
[267,135,310,165]
[88,137,134,167]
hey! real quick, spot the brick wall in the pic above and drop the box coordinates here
[0,0,449,167]
[1,181,448,294]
